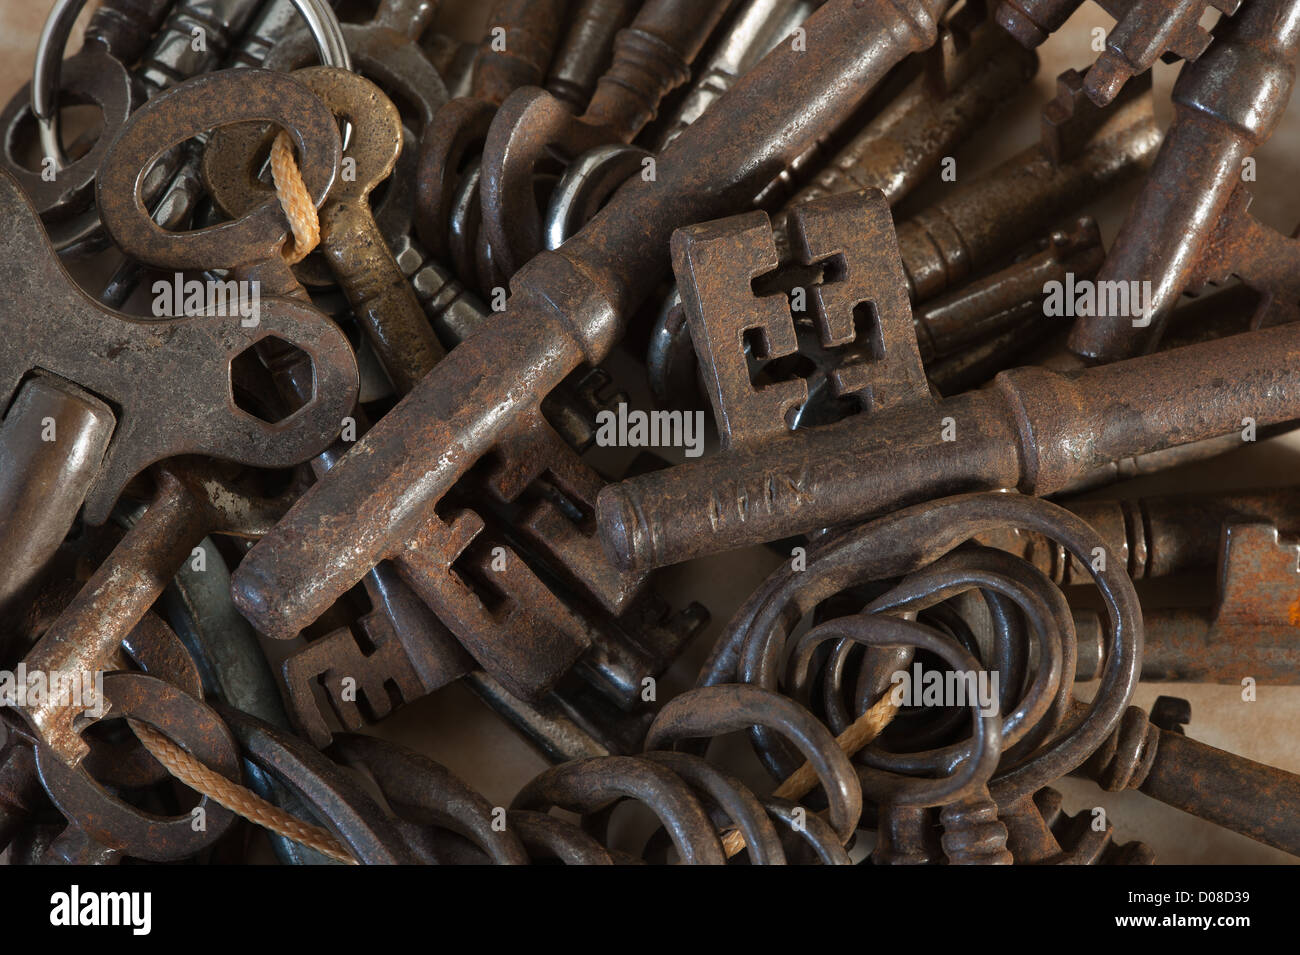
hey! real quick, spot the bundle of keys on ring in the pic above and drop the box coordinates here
[1,0,1299,868]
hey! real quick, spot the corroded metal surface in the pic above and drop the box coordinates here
[2,0,1300,869]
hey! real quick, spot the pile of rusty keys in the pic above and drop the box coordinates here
[0,0,1298,866]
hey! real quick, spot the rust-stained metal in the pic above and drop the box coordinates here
[983,486,1300,683]
[206,67,445,394]
[594,190,1300,572]
[1067,0,1300,362]
[214,703,421,864]
[34,672,241,862]
[331,733,531,864]
[479,0,735,277]
[994,0,1240,105]
[7,0,1300,869]
[15,461,295,766]
[693,491,1143,860]
[1001,787,1154,863]
[0,0,171,251]
[656,0,816,151]
[1085,702,1300,856]
[98,0,387,308]
[415,0,568,266]
[254,0,449,294]
[896,67,1156,304]
[777,8,1038,218]
[547,0,641,112]
[0,151,352,532]
[0,373,114,620]
[232,0,955,641]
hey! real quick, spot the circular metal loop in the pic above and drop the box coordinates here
[99,68,340,272]
[32,0,352,169]
[544,143,650,250]
[34,672,241,862]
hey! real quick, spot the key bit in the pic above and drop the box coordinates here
[1188,184,1300,327]
[983,486,1300,682]
[996,0,1241,105]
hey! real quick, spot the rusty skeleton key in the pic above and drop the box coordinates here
[0,676,242,863]
[647,68,1152,406]
[1067,0,1300,362]
[778,8,1039,215]
[15,462,297,766]
[981,487,1300,684]
[196,69,687,708]
[99,0,371,310]
[252,0,449,301]
[1083,703,1300,857]
[592,190,1300,571]
[996,0,1241,107]
[232,0,956,641]
[0,156,352,561]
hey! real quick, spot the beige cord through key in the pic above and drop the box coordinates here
[269,130,321,265]
[720,692,899,858]
[129,718,358,865]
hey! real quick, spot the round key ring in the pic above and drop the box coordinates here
[31,0,353,172]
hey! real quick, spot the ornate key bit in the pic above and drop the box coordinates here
[479,408,648,616]
[1136,521,1300,683]
[283,606,447,748]
[400,504,595,702]
[676,190,929,452]
[1032,787,1155,864]
[673,211,807,449]
[785,192,929,412]
[996,0,1239,107]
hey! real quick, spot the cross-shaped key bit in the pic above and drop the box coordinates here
[0,169,357,527]
[598,192,1300,572]
[674,189,929,452]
